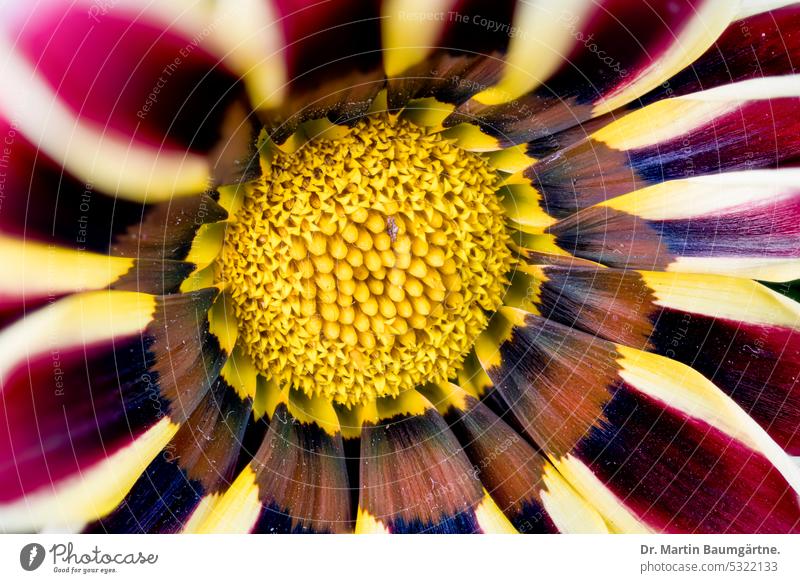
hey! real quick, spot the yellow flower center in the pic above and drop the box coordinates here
[218,114,512,406]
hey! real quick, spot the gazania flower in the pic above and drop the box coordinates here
[1,0,800,535]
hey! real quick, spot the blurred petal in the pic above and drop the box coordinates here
[238,0,385,110]
[468,0,595,106]
[254,0,385,142]
[738,1,798,18]
[382,0,459,78]
[0,235,192,326]
[275,0,382,91]
[385,0,517,113]
[0,0,247,202]
[452,0,741,147]
[0,117,154,250]
[5,0,240,152]
[209,0,287,109]
[0,44,209,202]
[0,111,225,275]
[0,289,224,531]
[475,308,800,533]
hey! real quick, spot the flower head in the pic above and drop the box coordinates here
[1,0,800,534]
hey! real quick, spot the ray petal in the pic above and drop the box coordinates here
[452,0,741,147]
[87,379,251,533]
[194,391,351,533]
[0,289,224,531]
[356,391,505,533]
[475,308,800,533]
[520,265,800,454]
[524,76,800,217]
[422,383,609,533]
[546,169,800,282]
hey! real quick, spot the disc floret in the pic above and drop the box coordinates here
[218,115,512,406]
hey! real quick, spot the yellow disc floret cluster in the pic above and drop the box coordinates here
[218,114,512,406]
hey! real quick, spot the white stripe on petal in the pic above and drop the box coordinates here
[0,38,210,202]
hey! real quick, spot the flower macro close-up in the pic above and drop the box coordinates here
[2,0,800,536]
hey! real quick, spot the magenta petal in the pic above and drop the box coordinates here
[641,5,800,104]
[0,291,223,528]
[450,0,728,146]
[7,2,241,155]
[564,0,707,100]
[0,116,148,248]
[274,0,383,92]
[0,342,155,503]
[436,0,518,55]
[0,113,221,293]
[530,98,800,217]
